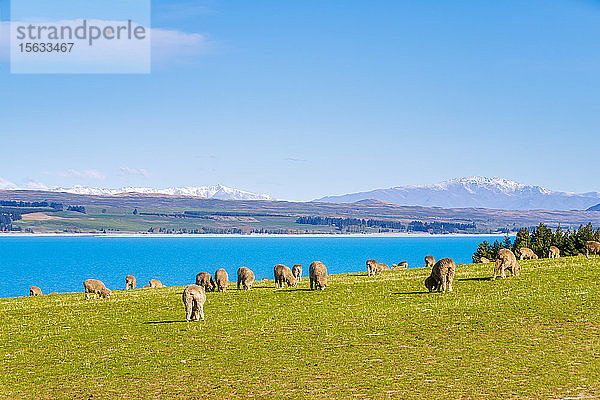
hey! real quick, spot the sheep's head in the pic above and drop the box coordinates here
[101,288,111,298]
[424,275,437,292]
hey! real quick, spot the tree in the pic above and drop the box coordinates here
[502,235,512,250]
[472,241,493,263]
[530,223,554,258]
[561,229,578,256]
[512,228,531,258]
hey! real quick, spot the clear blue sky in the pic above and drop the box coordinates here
[1,0,599,200]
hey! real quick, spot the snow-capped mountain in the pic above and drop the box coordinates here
[316,177,600,210]
[50,184,272,201]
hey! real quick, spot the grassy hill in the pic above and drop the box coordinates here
[1,257,599,399]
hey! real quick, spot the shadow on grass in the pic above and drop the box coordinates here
[143,320,186,325]
[392,291,429,295]
[458,277,492,282]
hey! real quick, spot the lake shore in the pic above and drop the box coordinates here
[0,232,513,238]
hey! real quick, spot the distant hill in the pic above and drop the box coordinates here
[42,184,272,201]
[1,188,600,234]
[316,177,600,211]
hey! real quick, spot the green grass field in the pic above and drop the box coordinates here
[1,257,599,399]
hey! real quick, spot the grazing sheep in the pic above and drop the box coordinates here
[29,286,42,296]
[585,241,600,258]
[149,279,165,288]
[142,284,151,289]
[214,268,229,292]
[49,292,58,295]
[479,257,490,264]
[83,279,111,299]
[391,261,408,270]
[548,246,560,259]
[519,247,538,260]
[425,255,436,268]
[366,259,379,276]
[309,261,328,290]
[292,264,302,280]
[237,267,255,290]
[182,284,206,322]
[425,258,455,293]
[367,260,389,275]
[195,272,216,292]
[125,275,136,290]
[274,264,297,288]
[493,249,520,280]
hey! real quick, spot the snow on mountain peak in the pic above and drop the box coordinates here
[318,176,597,210]
[49,184,272,201]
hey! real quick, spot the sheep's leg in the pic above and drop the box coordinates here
[493,260,500,280]
[85,292,89,300]
[185,299,193,322]
[200,304,204,321]
[310,278,314,290]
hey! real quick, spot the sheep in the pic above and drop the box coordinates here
[149,279,165,288]
[274,264,297,288]
[309,261,328,290]
[29,286,42,296]
[425,255,436,268]
[396,261,408,269]
[214,268,229,292]
[367,259,389,275]
[548,246,560,259]
[125,275,136,290]
[83,279,111,299]
[493,249,520,280]
[182,284,206,322]
[292,264,302,280]
[366,259,379,276]
[479,257,490,264]
[425,258,455,293]
[195,272,216,292]
[585,241,600,258]
[142,284,151,289]
[237,267,255,290]
[519,247,538,260]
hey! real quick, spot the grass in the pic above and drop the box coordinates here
[1,257,599,399]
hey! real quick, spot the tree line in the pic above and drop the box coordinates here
[472,223,600,262]
[296,216,476,234]
[0,200,63,209]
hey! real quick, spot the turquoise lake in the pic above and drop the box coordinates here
[0,236,504,298]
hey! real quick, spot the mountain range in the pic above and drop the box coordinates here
[316,177,600,211]
[2,176,599,210]
[43,184,272,201]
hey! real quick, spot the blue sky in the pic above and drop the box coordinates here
[1,0,599,200]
